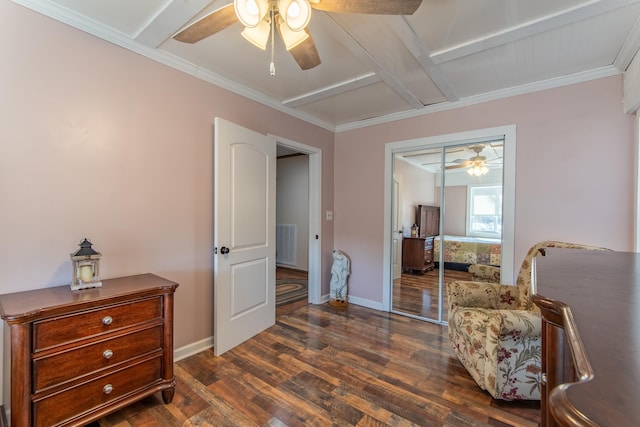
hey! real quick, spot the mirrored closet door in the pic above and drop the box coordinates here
[391,139,504,323]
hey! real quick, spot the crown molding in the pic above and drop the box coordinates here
[334,66,622,133]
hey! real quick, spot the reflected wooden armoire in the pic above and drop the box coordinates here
[402,205,440,274]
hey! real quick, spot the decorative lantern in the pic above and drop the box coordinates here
[70,238,102,290]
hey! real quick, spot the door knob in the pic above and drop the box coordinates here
[220,247,230,254]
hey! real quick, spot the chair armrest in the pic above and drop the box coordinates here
[468,264,501,283]
[487,310,541,337]
[484,310,542,400]
[447,280,519,310]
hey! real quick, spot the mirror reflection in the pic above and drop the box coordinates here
[392,140,504,323]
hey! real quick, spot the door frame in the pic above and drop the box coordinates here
[270,134,322,305]
[392,176,403,280]
[382,125,517,316]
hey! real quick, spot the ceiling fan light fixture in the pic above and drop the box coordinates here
[234,0,269,27]
[277,17,309,50]
[467,165,489,176]
[241,19,271,50]
[278,0,311,31]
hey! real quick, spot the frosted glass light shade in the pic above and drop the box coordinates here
[278,0,311,31]
[235,0,269,27]
[241,19,271,50]
[278,17,309,50]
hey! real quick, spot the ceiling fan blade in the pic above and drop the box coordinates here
[173,4,238,43]
[445,164,469,170]
[310,0,422,15]
[290,32,321,70]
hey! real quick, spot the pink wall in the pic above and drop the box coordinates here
[0,1,334,354]
[439,186,467,236]
[393,159,437,233]
[335,76,635,303]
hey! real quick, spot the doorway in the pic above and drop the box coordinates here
[276,149,309,312]
[272,134,322,307]
[382,126,516,324]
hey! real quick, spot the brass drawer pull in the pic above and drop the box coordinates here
[102,316,113,326]
[103,384,113,395]
[102,349,114,359]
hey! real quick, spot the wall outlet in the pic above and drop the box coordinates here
[326,211,333,221]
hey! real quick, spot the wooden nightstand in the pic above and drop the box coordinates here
[0,273,178,427]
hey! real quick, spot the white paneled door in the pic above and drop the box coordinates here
[213,118,276,356]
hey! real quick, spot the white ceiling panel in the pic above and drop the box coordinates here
[11,0,640,130]
[440,4,640,98]
[50,0,172,37]
[409,0,596,53]
[327,13,447,106]
[296,81,417,125]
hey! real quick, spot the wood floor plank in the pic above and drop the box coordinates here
[206,378,273,425]
[175,364,262,427]
[216,354,337,426]
[334,387,418,427]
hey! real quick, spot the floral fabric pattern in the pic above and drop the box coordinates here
[433,236,502,265]
[446,241,609,400]
[468,264,501,283]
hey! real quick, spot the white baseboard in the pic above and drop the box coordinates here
[174,336,214,361]
[319,293,384,311]
[345,295,384,311]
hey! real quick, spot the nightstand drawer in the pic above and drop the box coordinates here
[33,356,163,427]
[33,297,162,351]
[33,325,163,392]
[424,236,434,250]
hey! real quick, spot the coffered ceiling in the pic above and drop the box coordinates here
[12,0,640,131]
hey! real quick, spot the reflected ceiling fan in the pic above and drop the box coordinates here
[173,0,423,75]
[445,145,500,176]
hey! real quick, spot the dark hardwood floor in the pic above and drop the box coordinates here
[393,268,472,321]
[95,301,540,426]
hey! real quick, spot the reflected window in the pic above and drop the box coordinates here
[467,185,502,238]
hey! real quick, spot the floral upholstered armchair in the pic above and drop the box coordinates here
[446,241,609,400]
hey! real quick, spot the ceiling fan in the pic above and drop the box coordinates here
[445,145,497,176]
[173,0,423,75]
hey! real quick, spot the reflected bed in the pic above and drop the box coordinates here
[433,235,501,271]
